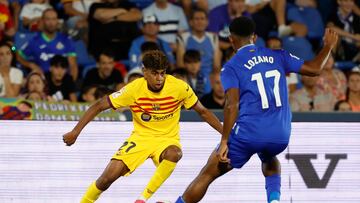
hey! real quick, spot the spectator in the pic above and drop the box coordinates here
[0,41,23,98]
[0,0,16,41]
[290,75,336,112]
[183,49,207,98]
[93,85,112,99]
[346,68,360,111]
[247,0,307,39]
[124,67,143,84]
[200,70,225,109]
[17,8,79,80]
[334,99,352,111]
[266,37,298,93]
[143,0,189,49]
[22,71,49,101]
[317,54,347,100]
[8,0,27,31]
[80,84,97,103]
[45,55,77,102]
[82,49,124,91]
[181,0,227,17]
[25,91,44,100]
[88,0,142,60]
[327,0,360,61]
[171,67,189,84]
[128,15,174,69]
[177,8,221,89]
[62,0,99,40]
[207,0,250,50]
[20,0,52,31]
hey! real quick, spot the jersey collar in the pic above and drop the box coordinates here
[237,43,255,52]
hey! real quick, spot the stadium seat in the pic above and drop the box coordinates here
[255,37,266,47]
[74,40,96,68]
[282,36,314,60]
[287,6,324,39]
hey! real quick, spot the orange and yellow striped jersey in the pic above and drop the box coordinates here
[108,75,198,139]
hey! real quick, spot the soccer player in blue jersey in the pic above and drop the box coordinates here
[175,17,338,203]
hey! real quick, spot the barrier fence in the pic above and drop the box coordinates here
[1,121,359,202]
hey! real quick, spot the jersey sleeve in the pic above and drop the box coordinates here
[181,83,198,109]
[108,84,135,109]
[220,64,239,92]
[65,36,76,57]
[280,49,304,73]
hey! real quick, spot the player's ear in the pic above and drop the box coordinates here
[228,35,234,44]
[251,34,257,44]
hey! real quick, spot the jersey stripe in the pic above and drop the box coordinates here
[137,96,174,101]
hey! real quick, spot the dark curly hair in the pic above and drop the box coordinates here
[142,50,170,71]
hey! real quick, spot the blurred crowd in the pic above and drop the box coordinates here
[0,0,359,112]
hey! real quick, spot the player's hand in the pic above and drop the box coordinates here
[63,130,79,146]
[217,141,230,163]
[323,28,338,49]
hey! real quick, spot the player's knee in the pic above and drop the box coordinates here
[162,146,182,163]
[96,175,116,191]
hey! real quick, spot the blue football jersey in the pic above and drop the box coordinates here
[19,32,76,72]
[221,44,304,143]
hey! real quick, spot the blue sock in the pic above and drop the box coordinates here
[175,196,185,203]
[265,174,281,203]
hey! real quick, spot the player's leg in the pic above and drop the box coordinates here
[175,150,232,203]
[262,156,281,203]
[81,159,130,203]
[138,145,182,202]
[258,143,287,203]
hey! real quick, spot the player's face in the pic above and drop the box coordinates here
[28,74,45,93]
[17,103,31,112]
[190,11,208,32]
[144,68,166,92]
[42,10,59,33]
[0,46,12,67]
[348,73,360,92]
[98,54,115,78]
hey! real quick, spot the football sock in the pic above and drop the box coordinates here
[265,174,281,203]
[175,196,186,203]
[141,159,177,200]
[80,181,103,203]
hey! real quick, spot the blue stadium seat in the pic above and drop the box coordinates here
[282,36,314,61]
[255,37,266,47]
[287,6,324,39]
[74,40,96,68]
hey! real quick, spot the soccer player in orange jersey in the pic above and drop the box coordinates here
[63,50,223,203]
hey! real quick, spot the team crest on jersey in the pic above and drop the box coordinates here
[56,42,64,50]
[141,112,152,121]
[152,103,160,111]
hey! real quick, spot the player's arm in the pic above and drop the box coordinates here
[192,100,222,134]
[62,96,112,146]
[299,28,338,76]
[218,88,239,163]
